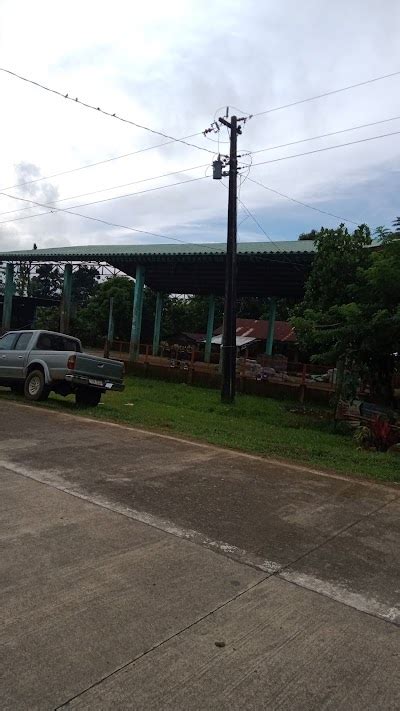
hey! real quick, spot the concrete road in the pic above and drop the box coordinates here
[0,400,399,710]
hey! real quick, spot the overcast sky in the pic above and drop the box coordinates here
[0,0,399,252]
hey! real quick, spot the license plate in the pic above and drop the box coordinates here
[89,379,103,386]
[105,383,113,389]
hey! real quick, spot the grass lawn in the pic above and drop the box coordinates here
[1,376,399,482]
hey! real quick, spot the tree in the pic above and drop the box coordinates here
[292,224,400,403]
[374,225,391,241]
[73,276,133,345]
[14,261,33,296]
[237,297,268,320]
[71,265,100,305]
[30,264,62,298]
[299,224,372,312]
[298,229,319,241]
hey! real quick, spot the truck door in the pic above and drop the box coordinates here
[0,332,18,379]
[8,332,34,379]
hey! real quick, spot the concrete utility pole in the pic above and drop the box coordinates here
[219,115,238,404]
[206,110,249,402]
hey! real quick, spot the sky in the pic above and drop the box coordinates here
[0,0,399,252]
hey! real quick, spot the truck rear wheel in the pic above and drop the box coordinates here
[75,388,102,407]
[24,370,50,401]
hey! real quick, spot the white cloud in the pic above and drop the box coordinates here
[0,0,400,251]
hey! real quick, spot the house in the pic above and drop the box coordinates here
[163,332,205,347]
[213,318,297,358]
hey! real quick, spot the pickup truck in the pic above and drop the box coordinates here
[0,329,124,406]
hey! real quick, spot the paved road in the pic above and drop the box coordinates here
[1,400,399,709]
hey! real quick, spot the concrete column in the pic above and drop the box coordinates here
[104,296,114,358]
[265,297,277,356]
[152,292,163,356]
[60,263,73,334]
[218,316,224,374]
[1,263,14,332]
[129,265,145,361]
[204,295,215,364]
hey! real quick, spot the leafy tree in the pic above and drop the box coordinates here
[298,229,319,241]
[292,224,400,403]
[14,260,33,296]
[237,297,268,320]
[0,265,6,294]
[30,264,62,298]
[71,265,100,305]
[73,276,134,345]
[34,306,60,331]
[374,225,391,242]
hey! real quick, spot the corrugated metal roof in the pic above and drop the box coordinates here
[214,318,297,343]
[0,240,316,261]
[210,335,257,347]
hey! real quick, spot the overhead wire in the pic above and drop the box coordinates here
[219,177,306,270]
[0,176,211,226]
[237,196,308,273]
[252,69,400,118]
[250,129,400,168]
[244,114,400,157]
[0,67,215,156]
[247,176,361,226]
[0,163,210,218]
[0,138,211,194]
[0,181,231,254]
[0,186,230,253]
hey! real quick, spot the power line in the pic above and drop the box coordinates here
[247,176,361,226]
[220,179,306,268]
[252,70,400,118]
[3,115,397,205]
[237,197,307,273]
[0,163,209,217]
[0,185,226,252]
[0,138,211,194]
[0,67,214,155]
[0,175,210,226]
[238,200,304,266]
[246,115,400,157]
[251,129,400,168]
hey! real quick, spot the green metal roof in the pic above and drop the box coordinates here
[0,240,315,298]
[0,240,316,261]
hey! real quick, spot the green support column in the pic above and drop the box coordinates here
[104,296,114,358]
[265,297,277,356]
[152,292,163,356]
[1,263,14,332]
[60,263,73,334]
[129,265,145,361]
[204,295,215,363]
[218,317,224,374]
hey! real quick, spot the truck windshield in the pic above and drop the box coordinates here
[35,333,81,352]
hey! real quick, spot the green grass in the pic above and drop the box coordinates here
[2,376,399,482]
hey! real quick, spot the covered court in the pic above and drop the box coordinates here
[0,240,315,362]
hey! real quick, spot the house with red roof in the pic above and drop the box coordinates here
[213,318,297,358]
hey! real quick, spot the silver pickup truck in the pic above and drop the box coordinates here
[0,329,124,406]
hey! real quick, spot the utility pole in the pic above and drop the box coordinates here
[206,110,248,403]
[220,115,238,403]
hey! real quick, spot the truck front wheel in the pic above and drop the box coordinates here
[24,370,50,401]
[75,388,102,407]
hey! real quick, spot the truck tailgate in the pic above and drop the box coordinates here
[74,353,123,382]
